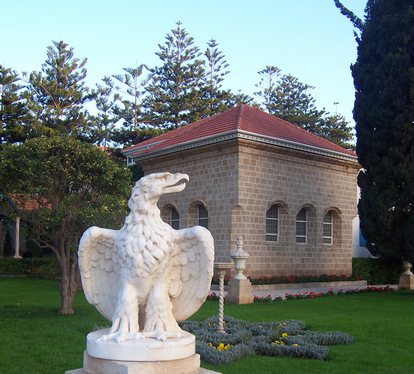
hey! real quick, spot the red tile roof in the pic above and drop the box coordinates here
[123,105,356,159]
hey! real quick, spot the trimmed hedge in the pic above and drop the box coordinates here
[0,257,59,279]
[352,258,402,285]
[1,256,402,284]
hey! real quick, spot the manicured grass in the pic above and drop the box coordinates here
[1,278,413,373]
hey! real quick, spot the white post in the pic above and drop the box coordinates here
[217,268,226,334]
[14,216,22,259]
[213,262,233,334]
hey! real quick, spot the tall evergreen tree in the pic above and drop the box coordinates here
[109,65,162,147]
[271,73,325,133]
[255,65,353,147]
[89,77,120,146]
[338,0,414,262]
[112,65,150,128]
[254,65,281,113]
[202,39,231,117]
[24,41,93,141]
[318,114,354,150]
[145,22,205,129]
[0,65,30,144]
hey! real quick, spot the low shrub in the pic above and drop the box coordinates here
[251,286,395,303]
[180,315,353,364]
[352,258,402,285]
[0,257,59,279]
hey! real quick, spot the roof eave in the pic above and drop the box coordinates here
[124,130,358,163]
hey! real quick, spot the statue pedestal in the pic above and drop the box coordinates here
[65,330,221,374]
[226,278,254,304]
[66,351,202,374]
[86,329,195,361]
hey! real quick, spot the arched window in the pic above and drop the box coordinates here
[323,211,333,244]
[170,207,180,230]
[266,205,279,241]
[296,208,307,243]
[198,205,208,229]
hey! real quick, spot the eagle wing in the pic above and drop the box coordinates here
[169,226,214,321]
[78,226,121,321]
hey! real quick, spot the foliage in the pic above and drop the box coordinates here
[0,65,30,145]
[145,21,205,129]
[202,39,232,117]
[0,257,59,278]
[252,286,395,303]
[212,273,357,286]
[23,41,94,142]
[350,0,414,263]
[255,65,354,149]
[112,65,150,128]
[318,114,355,150]
[89,76,119,146]
[180,315,353,364]
[0,137,131,314]
[352,257,402,285]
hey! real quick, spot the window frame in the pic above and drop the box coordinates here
[198,205,208,229]
[170,207,180,230]
[296,208,307,244]
[265,204,279,242]
[323,211,333,244]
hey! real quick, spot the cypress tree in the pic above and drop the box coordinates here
[351,0,414,262]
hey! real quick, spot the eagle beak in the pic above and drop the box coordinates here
[164,173,189,193]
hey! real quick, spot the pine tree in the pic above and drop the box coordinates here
[112,65,150,128]
[318,114,354,150]
[202,39,231,117]
[254,65,281,113]
[255,65,354,147]
[271,73,325,133]
[0,65,30,144]
[89,76,120,146]
[346,0,414,262]
[24,41,93,140]
[145,22,205,129]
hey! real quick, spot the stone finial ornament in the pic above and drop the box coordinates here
[230,236,249,280]
[78,172,215,343]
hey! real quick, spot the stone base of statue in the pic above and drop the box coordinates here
[65,329,221,374]
[226,278,254,304]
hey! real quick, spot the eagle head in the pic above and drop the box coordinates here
[128,172,189,212]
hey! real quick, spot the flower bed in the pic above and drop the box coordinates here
[253,286,395,303]
[180,316,353,365]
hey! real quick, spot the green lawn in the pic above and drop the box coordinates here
[1,278,413,373]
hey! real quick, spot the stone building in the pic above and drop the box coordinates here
[122,105,359,277]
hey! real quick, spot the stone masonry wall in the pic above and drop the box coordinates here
[139,141,239,263]
[235,141,359,277]
[137,139,359,277]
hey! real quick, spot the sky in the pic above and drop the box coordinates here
[1,0,366,126]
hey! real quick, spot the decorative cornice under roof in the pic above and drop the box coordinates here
[125,129,358,163]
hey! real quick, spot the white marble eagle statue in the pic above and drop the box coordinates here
[78,172,214,342]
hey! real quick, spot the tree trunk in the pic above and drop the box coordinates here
[58,250,78,315]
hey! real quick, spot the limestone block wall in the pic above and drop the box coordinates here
[136,138,359,277]
[235,141,359,277]
[139,141,238,263]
